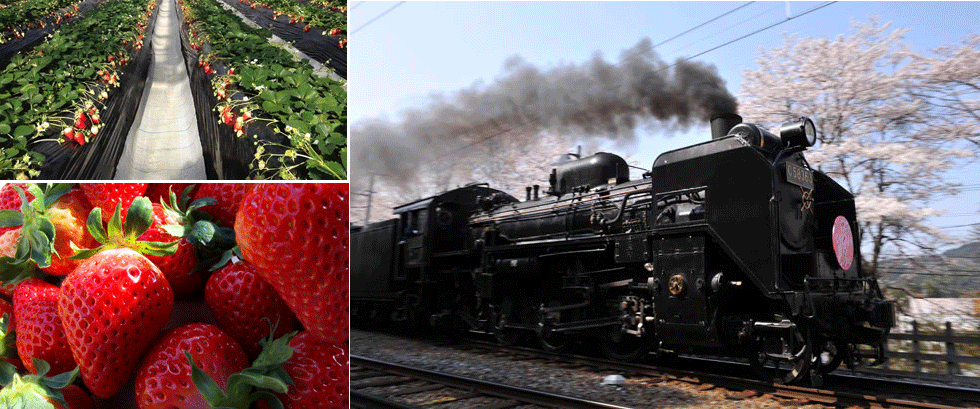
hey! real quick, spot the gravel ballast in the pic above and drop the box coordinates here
[351,330,829,408]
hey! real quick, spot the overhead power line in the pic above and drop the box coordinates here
[352,1,406,35]
[654,2,756,48]
[676,1,836,64]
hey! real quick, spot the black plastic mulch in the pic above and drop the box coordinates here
[177,4,252,179]
[31,0,161,179]
[0,0,107,70]
[216,0,345,79]
[177,1,327,180]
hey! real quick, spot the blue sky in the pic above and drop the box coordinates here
[349,1,980,247]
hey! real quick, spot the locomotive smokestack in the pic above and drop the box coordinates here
[710,113,742,140]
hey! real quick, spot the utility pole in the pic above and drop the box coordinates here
[353,173,378,225]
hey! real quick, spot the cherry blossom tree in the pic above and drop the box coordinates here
[351,128,577,225]
[739,17,977,276]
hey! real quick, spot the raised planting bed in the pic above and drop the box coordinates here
[179,0,346,180]
[0,0,160,179]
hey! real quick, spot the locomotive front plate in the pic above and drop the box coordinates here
[785,162,814,190]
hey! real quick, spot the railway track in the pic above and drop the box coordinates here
[455,339,980,409]
[351,355,632,409]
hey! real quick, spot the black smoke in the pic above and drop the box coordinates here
[353,38,738,187]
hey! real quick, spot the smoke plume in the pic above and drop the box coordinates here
[354,38,738,188]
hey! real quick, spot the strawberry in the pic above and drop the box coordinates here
[0,299,20,370]
[235,183,348,345]
[58,385,96,409]
[276,332,348,408]
[58,247,174,398]
[57,198,179,399]
[13,278,75,375]
[0,183,32,236]
[79,183,147,223]
[0,359,84,409]
[42,188,98,277]
[195,184,255,228]
[134,323,248,409]
[0,183,32,212]
[138,203,202,298]
[74,113,87,130]
[205,259,298,359]
[0,229,21,298]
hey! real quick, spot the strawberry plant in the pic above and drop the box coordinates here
[0,0,157,179]
[179,0,346,180]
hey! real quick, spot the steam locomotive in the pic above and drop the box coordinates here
[351,115,895,384]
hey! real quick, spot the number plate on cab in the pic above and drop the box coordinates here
[785,162,814,190]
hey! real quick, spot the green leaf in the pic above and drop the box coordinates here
[124,197,154,241]
[0,210,24,228]
[106,205,124,241]
[41,184,72,209]
[187,352,226,407]
[132,240,179,257]
[85,208,108,245]
[252,331,296,368]
[0,123,10,134]
[227,371,289,394]
[187,220,217,247]
[41,366,79,390]
[249,391,285,409]
[31,358,51,377]
[12,125,34,138]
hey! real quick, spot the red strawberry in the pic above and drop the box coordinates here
[138,203,202,298]
[79,183,147,223]
[42,188,98,277]
[0,298,19,370]
[205,260,298,359]
[135,323,248,409]
[0,183,32,211]
[57,247,174,398]
[276,332,348,408]
[195,184,255,227]
[0,229,20,298]
[235,184,348,345]
[0,183,33,234]
[13,279,75,375]
[59,385,96,409]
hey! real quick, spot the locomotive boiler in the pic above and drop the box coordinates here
[351,115,895,384]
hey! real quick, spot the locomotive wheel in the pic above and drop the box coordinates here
[537,330,570,353]
[536,302,569,352]
[600,326,649,361]
[493,297,524,346]
[811,339,845,374]
[750,324,813,384]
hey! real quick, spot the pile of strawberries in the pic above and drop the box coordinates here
[0,183,349,408]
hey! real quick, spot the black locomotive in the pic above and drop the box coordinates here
[351,115,895,384]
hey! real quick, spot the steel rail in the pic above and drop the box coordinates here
[460,339,979,409]
[351,354,633,409]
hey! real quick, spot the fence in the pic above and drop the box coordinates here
[860,321,980,387]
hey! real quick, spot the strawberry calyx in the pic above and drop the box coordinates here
[0,313,18,368]
[0,184,73,287]
[0,358,80,409]
[187,331,297,409]
[157,188,240,271]
[69,196,179,260]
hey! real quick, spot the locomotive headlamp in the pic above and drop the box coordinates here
[779,117,817,148]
